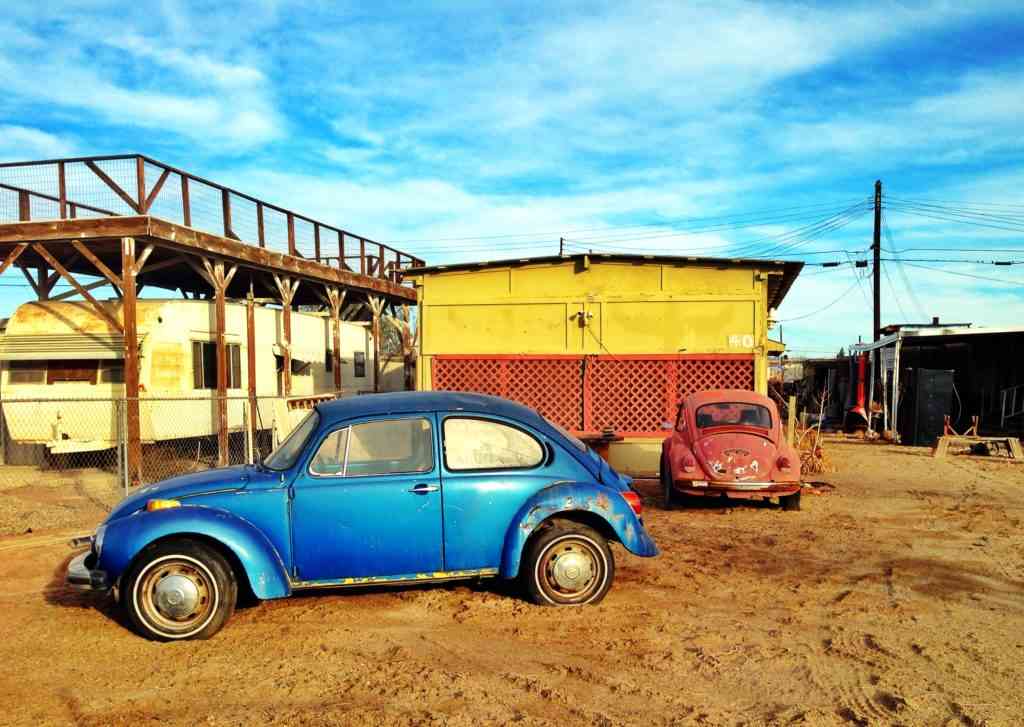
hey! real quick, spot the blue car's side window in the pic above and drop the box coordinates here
[308,417,434,478]
[442,417,545,472]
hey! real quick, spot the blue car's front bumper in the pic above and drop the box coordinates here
[66,551,110,592]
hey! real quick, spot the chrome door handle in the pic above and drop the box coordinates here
[408,483,440,494]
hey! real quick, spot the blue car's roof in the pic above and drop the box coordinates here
[316,391,547,426]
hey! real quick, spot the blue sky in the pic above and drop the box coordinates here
[1,1,1023,356]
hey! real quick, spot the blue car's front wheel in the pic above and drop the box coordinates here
[123,538,238,641]
[523,520,615,606]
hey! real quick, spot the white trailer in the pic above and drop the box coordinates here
[0,299,385,455]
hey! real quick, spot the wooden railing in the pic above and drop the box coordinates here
[0,154,425,284]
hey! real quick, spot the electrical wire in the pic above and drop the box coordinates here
[775,276,864,322]
[899,262,1024,286]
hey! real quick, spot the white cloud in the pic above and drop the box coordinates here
[0,125,75,160]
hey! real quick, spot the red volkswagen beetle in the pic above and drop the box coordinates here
[660,390,802,510]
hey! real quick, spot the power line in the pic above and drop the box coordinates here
[776,276,864,322]
[899,262,1024,287]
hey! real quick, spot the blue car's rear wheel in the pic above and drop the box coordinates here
[123,539,237,641]
[523,520,614,606]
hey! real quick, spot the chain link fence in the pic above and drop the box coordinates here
[0,395,330,498]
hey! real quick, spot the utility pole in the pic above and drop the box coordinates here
[873,179,882,341]
[559,237,565,256]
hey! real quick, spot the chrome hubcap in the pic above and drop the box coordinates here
[137,558,215,634]
[551,549,594,591]
[154,574,201,620]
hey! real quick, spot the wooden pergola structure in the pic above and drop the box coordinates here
[0,155,422,484]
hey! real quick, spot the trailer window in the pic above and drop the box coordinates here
[192,342,242,389]
[8,361,45,384]
[354,351,366,378]
[47,360,98,385]
[99,360,124,383]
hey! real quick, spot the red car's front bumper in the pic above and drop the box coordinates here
[673,479,800,499]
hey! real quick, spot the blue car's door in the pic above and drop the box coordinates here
[438,414,572,571]
[290,413,443,582]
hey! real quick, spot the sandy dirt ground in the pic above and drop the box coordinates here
[1,441,1023,726]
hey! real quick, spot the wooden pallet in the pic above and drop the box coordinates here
[933,434,1024,460]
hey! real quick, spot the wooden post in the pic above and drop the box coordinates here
[18,191,30,221]
[135,156,146,212]
[200,259,238,467]
[287,214,296,256]
[246,288,259,453]
[338,230,345,270]
[786,395,797,448]
[368,296,386,393]
[256,202,265,247]
[58,161,67,219]
[181,176,192,227]
[214,262,229,466]
[325,288,346,394]
[314,224,321,262]
[273,275,299,396]
[221,189,233,238]
[359,238,366,275]
[122,237,141,486]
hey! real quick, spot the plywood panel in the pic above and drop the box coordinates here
[422,303,570,354]
[602,301,756,353]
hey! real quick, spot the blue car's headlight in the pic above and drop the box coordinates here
[93,524,107,558]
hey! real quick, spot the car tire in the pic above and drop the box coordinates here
[522,520,615,606]
[660,454,677,510]
[123,538,238,641]
[780,490,802,512]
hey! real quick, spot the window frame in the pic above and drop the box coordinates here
[441,415,547,474]
[192,341,242,390]
[305,415,436,480]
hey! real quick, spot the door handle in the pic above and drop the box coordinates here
[408,483,440,494]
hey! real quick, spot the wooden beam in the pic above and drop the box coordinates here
[50,278,117,302]
[142,168,170,213]
[71,240,123,290]
[135,157,146,212]
[273,274,299,396]
[32,243,124,333]
[85,160,140,213]
[0,244,27,275]
[17,264,42,298]
[18,191,30,221]
[133,244,155,275]
[122,237,142,486]
[138,254,186,276]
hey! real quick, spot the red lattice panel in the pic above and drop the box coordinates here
[589,359,670,433]
[506,359,583,430]
[676,358,755,400]
[432,358,504,397]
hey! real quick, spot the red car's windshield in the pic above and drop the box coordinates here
[695,402,771,430]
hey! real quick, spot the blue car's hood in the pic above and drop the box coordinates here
[106,465,279,522]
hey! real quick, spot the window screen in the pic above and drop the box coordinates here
[443,418,544,471]
[317,418,433,477]
[192,342,242,389]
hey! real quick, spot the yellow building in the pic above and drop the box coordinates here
[406,253,802,475]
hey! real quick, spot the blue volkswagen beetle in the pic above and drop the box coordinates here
[67,391,658,640]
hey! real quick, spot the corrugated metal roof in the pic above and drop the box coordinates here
[0,333,145,360]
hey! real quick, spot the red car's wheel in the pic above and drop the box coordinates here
[780,490,802,511]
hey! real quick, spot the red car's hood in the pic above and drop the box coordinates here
[693,430,777,482]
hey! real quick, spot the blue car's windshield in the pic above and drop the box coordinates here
[263,410,320,471]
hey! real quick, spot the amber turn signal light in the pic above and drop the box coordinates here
[146,499,181,512]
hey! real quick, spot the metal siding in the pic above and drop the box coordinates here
[0,333,144,360]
